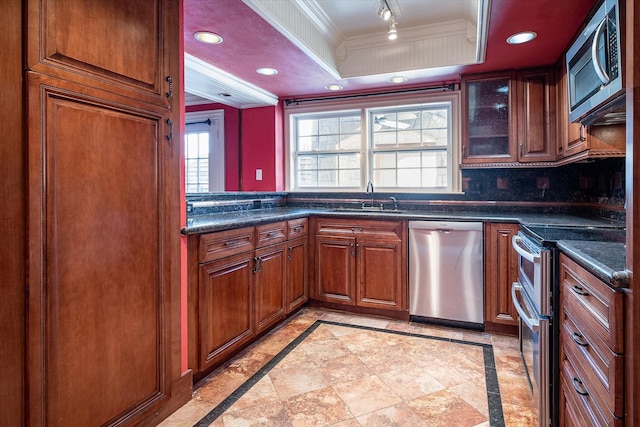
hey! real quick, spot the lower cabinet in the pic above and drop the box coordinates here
[313,218,407,312]
[286,236,309,312]
[254,242,287,334]
[559,254,624,426]
[189,219,308,381]
[199,251,255,371]
[484,222,519,333]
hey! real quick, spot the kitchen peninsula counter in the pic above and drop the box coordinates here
[182,207,626,288]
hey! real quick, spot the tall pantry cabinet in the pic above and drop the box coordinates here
[19,1,188,425]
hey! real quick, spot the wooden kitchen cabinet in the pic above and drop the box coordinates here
[199,250,255,371]
[254,242,287,334]
[314,218,407,312]
[23,0,187,425]
[461,72,516,163]
[286,236,309,313]
[559,254,624,426]
[189,220,308,381]
[556,55,626,162]
[461,68,556,165]
[484,223,519,334]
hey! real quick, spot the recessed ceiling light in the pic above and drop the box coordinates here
[389,76,408,84]
[256,67,278,76]
[325,84,343,91]
[194,31,223,44]
[507,31,537,44]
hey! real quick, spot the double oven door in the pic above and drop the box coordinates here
[512,232,552,426]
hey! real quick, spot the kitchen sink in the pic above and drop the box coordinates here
[333,207,407,214]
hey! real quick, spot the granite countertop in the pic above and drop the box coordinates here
[557,240,628,288]
[182,207,627,288]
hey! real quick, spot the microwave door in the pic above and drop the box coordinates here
[592,17,610,85]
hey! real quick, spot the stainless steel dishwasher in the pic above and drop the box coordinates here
[409,221,484,328]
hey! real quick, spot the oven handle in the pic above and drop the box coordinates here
[512,235,539,263]
[511,282,540,332]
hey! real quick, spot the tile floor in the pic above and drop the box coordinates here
[160,309,535,427]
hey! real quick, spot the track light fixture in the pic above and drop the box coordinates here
[377,0,392,21]
[388,18,398,40]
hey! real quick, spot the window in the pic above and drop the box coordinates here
[184,110,225,193]
[294,112,362,188]
[287,93,460,192]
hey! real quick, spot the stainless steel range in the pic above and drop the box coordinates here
[512,230,553,427]
[511,223,626,426]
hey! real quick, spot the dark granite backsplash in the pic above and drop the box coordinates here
[187,158,625,222]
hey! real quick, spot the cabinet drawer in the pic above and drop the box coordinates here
[255,221,287,248]
[199,227,255,263]
[560,255,623,353]
[316,218,402,239]
[561,307,624,417]
[561,349,622,427]
[287,218,308,239]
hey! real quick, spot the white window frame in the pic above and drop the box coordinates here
[285,91,461,193]
[184,110,225,193]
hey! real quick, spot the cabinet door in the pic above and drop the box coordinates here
[25,73,179,426]
[315,235,357,305]
[517,69,557,162]
[254,243,287,334]
[357,237,404,310]
[26,0,174,107]
[461,72,517,163]
[199,252,255,371]
[556,55,590,159]
[286,237,308,313]
[484,223,519,328]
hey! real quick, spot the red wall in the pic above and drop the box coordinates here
[241,104,285,191]
[185,103,241,191]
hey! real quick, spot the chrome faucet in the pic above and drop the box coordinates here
[365,181,374,207]
[389,196,398,210]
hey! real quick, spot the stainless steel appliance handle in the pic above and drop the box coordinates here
[592,17,610,85]
[511,235,539,263]
[511,282,540,332]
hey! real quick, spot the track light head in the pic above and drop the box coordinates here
[378,0,392,21]
[388,19,398,40]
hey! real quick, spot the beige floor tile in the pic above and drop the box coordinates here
[378,363,446,401]
[333,374,403,417]
[356,402,429,427]
[284,386,354,426]
[222,400,293,426]
[407,389,488,427]
[230,376,280,411]
[268,361,329,400]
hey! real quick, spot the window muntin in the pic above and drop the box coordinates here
[294,113,362,188]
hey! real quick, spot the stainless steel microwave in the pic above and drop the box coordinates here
[566,0,624,125]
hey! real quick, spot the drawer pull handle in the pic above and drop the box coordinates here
[292,226,302,232]
[571,285,589,296]
[265,231,278,238]
[571,377,589,396]
[571,332,589,347]
[351,227,363,232]
[224,239,238,246]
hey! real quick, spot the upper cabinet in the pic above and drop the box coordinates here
[26,0,174,108]
[556,55,626,162]
[461,72,517,164]
[462,68,557,166]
